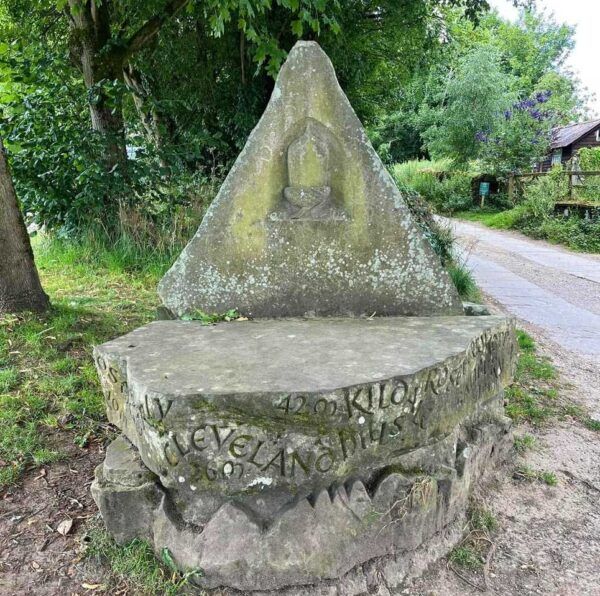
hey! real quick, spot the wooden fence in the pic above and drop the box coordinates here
[508,170,600,203]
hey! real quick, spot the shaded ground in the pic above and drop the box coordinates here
[0,437,105,595]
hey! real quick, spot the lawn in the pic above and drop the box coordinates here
[0,236,160,489]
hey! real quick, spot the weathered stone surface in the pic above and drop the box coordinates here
[158,41,462,318]
[463,301,491,316]
[91,436,161,544]
[91,316,516,591]
[92,418,511,593]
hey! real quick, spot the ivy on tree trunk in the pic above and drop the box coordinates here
[65,0,191,174]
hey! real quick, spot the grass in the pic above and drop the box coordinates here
[448,506,497,573]
[392,158,454,181]
[514,465,558,486]
[470,506,498,533]
[448,263,481,302]
[449,545,482,569]
[504,330,600,432]
[84,527,193,595]
[503,330,558,425]
[453,207,600,253]
[453,207,525,230]
[0,234,160,490]
[513,433,536,453]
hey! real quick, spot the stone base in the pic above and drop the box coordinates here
[93,420,511,594]
[91,316,516,592]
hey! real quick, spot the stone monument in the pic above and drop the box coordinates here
[92,41,516,594]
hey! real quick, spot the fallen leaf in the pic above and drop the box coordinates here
[82,583,107,591]
[56,518,73,536]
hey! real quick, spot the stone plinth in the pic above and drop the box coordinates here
[91,316,516,592]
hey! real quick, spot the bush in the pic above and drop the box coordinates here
[392,160,473,213]
[533,217,600,252]
[521,167,566,220]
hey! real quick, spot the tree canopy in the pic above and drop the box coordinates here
[0,0,583,231]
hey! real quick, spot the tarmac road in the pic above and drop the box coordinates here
[442,217,600,357]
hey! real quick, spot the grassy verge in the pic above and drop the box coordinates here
[453,208,524,230]
[0,236,160,488]
[505,330,599,431]
[453,208,600,253]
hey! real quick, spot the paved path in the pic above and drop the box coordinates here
[442,218,600,357]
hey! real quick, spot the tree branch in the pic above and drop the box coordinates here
[121,0,191,63]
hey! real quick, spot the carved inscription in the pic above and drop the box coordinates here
[95,354,128,426]
[104,326,516,490]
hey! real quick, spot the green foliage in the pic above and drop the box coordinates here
[449,546,482,569]
[410,7,583,171]
[470,507,498,532]
[421,45,514,165]
[453,207,527,229]
[578,147,600,171]
[540,471,558,486]
[1,0,531,233]
[514,466,558,486]
[504,330,558,425]
[392,160,474,213]
[181,309,240,324]
[521,167,566,219]
[448,263,480,302]
[85,527,192,594]
[478,91,555,178]
[455,173,600,253]
[531,217,600,253]
[513,433,536,453]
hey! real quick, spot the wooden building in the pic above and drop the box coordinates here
[539,119,600,172]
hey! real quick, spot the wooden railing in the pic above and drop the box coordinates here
[508,170,600,203]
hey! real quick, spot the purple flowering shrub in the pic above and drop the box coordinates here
[477,90,555,177]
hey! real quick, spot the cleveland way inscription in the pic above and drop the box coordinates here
[91,40,517,595]
[94,320,514,509]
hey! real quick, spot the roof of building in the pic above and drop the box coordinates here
[551,119,600,149]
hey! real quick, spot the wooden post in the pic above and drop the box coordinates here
[508,175,515,204]
[568,171,573,201]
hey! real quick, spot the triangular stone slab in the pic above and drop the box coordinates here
[159,41,462,318]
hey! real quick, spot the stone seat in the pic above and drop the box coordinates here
[92,315,515,592]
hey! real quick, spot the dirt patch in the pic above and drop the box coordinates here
[0,434,105,595]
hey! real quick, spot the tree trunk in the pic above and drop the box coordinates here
[0,137,49,314]
[123,65,170,168]
[68,0,128,173]
[66,0,191,175]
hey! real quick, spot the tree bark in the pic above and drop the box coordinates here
[67,0,128,173]
[66,0,191,174]
[0,137,49,314]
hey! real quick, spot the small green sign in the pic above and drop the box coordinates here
[479,181,491,196]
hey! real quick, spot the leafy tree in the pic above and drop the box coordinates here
[0,0,539,230]
[420,45,514,165]
[478,91,556,176]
